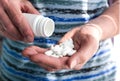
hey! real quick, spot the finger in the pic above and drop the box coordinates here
[30,54,63,69]
[22,1,40,14]
[0,22,20,41]
[22,47,38,57]
[73,64,83,70]
[67,52,88,69]
[59,57,69,69]
[4,2,34,42]
[37,62,56,71]
[22,46,47,57]
[30,46,48,53]
[0,7,22,40]
[23,46,69,69]
[22,46,57,71]
[37,57,69,71]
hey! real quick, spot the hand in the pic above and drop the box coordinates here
[22,46,69,71]
[59,25,101,70]
[0,0,39,42]
[22,25,101,71]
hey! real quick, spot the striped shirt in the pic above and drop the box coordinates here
[0,0,116,81]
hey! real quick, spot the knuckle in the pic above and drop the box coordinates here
[13,14,23,25]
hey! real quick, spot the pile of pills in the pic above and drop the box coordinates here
[45,38,76,58]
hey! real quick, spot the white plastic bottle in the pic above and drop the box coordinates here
[23,13,55,37]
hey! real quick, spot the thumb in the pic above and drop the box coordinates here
[67,53,80,69]
[22,1,40,14]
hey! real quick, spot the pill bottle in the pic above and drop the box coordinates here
[23,13,55,37]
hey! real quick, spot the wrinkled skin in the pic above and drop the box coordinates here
[22,25,100,71]
[0,0,39,42]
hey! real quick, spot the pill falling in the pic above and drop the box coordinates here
[45,38,76,58]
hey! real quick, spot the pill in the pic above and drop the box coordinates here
[45,38,76,58]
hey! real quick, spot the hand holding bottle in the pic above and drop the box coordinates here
[0,0,39,42]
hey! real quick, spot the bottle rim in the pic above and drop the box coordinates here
[43,18,55,37]
[36,17,55,37]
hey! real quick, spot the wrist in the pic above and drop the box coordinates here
[81,24,102,41]
[85,14,119,40]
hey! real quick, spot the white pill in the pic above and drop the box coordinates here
[45,38,76,58]
[45,50,53,56]
[63,47,72,56]
[67,50,76,56]
[50,54,60,58]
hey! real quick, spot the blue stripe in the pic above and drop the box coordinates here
[62,66,116,81]
[48,16,90,22]
[92,49,110,58]
[1,61,116,81]
[3,45,29,60]
[1,62,57,81]
[47,13,101,22]
[34,37,58,44]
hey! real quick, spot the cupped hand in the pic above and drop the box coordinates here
[22,25,101,71]
[0,0,39,42]
[22,46,69,71]
[59,25,101,70]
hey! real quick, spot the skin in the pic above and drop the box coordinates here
[0,0,119,71]
[0,0,39,42]
[22,0,119,71]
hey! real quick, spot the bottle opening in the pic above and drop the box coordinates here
[43,19,55,37]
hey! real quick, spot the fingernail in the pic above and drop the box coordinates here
[70,60,77,69]
[24,35,33,42]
